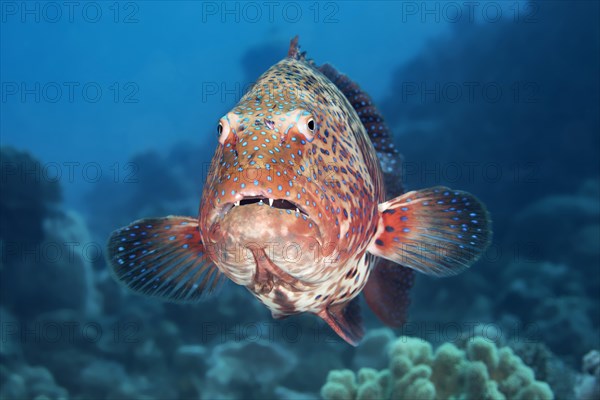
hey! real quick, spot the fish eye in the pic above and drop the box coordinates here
[297,113,316,142]
[217,118,231,145]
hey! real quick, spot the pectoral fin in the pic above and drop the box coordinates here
[107,216,226,302]
[318,297,364,346]
[367,187,492,277]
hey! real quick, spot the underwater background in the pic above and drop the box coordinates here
[1,1,599,399]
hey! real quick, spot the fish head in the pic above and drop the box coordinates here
[199,60,348,289]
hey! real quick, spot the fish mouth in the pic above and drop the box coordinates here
[206,192,332,287]
[221,196,309,217]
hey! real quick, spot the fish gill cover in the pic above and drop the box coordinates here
[0,1,598,399]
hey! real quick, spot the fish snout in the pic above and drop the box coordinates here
[201,167,341,263]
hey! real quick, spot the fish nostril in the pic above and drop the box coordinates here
[264,119,275,130]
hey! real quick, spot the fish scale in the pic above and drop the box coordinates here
[107,37,492,346]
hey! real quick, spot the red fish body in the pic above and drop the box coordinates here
[108,38,491,345]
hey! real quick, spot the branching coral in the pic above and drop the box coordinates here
[321,336,554,400]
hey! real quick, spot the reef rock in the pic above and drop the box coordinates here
[576,350,600,400]
[204,340,297,399]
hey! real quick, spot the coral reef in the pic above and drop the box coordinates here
[511,341,576,400]
[203,340,298,399]
[321,336,554,400]
[352,328,395,371]
[0,364,69,400]
[1,208,100,319]
[495,180,600,363]
[0,147,100,318]
[575,350,600,400]
[508,179,600,268]
[0,147,61,252]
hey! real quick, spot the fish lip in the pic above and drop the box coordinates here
[208,189,325,250]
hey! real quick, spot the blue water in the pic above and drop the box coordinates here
[1,1,598,399]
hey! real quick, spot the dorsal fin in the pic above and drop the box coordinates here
[287,36,318,67]
[288,35,300,58]
[318,63,404,197]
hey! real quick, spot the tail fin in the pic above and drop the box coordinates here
[367,187,492,277]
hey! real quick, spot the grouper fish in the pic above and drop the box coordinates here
[107,37,491,345]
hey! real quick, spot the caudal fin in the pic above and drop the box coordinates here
[367,187,492,277]
[107,216,226,302]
